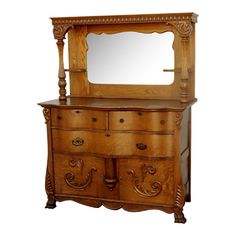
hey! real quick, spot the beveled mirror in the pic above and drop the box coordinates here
[87,32,174,85]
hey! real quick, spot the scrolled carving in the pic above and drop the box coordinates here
[45,168,54,194]
[65,159,97,190]
[53,24,73,40]
[174,185,185,208]
[128,164,162,197]
[175,112,183,129]
[43,108,50,124]
[167,21,193,40]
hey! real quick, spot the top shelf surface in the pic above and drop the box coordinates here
[51,12,198,25]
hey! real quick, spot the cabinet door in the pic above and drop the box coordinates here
[54,154,104,197]
[119,159,175,205]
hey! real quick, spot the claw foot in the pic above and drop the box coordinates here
[174,210,187,223]
[45,198,56,209]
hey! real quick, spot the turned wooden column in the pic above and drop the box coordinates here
[52,23,73,101]
[104,158,118,191]
[57,39,67,100]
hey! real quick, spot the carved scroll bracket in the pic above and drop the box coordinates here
[46,168,54,195]
[175,112,183,129]
[52,24,73,40]
[43,108,50,124]
[167,21,193,41]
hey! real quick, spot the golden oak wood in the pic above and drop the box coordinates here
[39,12,198,223]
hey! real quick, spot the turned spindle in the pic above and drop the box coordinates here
[56,38,67,101]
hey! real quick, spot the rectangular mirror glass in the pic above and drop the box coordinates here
[87,32,174,85]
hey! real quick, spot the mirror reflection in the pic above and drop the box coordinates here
[87,32,174,85]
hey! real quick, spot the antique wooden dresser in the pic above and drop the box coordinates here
[39,13,198,223]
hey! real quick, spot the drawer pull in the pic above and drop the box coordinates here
[119,118,124,123]
[92,117,97,122]
[136,143,147,150]
[160,119,165,125]
[72,137,84,146]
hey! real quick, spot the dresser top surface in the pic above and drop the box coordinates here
[39,97,196,111]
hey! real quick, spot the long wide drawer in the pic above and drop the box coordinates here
[52,130,175,157]
[109,111,175,131]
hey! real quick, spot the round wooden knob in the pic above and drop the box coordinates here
[92,117,97,122]
[160,120,165,125]
[119,118,124,123]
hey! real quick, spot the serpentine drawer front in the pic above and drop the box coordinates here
[51,108,106,130]
[52,130,175,157]
[39,12,198,223]
[109,111,175,131]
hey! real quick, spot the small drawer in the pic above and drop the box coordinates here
[109,111,175,131]
[52,130,174,157]
[51,108,106,129]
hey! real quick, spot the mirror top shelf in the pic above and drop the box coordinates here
[51,12,198,26]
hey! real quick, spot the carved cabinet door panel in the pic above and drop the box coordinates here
[118,159,175,205]
[54,154,104,197]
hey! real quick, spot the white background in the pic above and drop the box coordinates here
[0,0,235,235]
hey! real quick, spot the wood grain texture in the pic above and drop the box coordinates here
[119,159,175,205]
[54,154,104,197]
[51,108,106,129]
[52,129,175,157]
[51,12,197,102]
[39,97,197,111]
[109,111,176,131]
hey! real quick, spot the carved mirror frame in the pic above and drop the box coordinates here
[51,13,198,103]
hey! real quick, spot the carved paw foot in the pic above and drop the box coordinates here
[45,199,57,209]
[174,210,187,223]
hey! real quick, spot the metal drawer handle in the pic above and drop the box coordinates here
[136,143,147,150]
[72,137,84,146]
